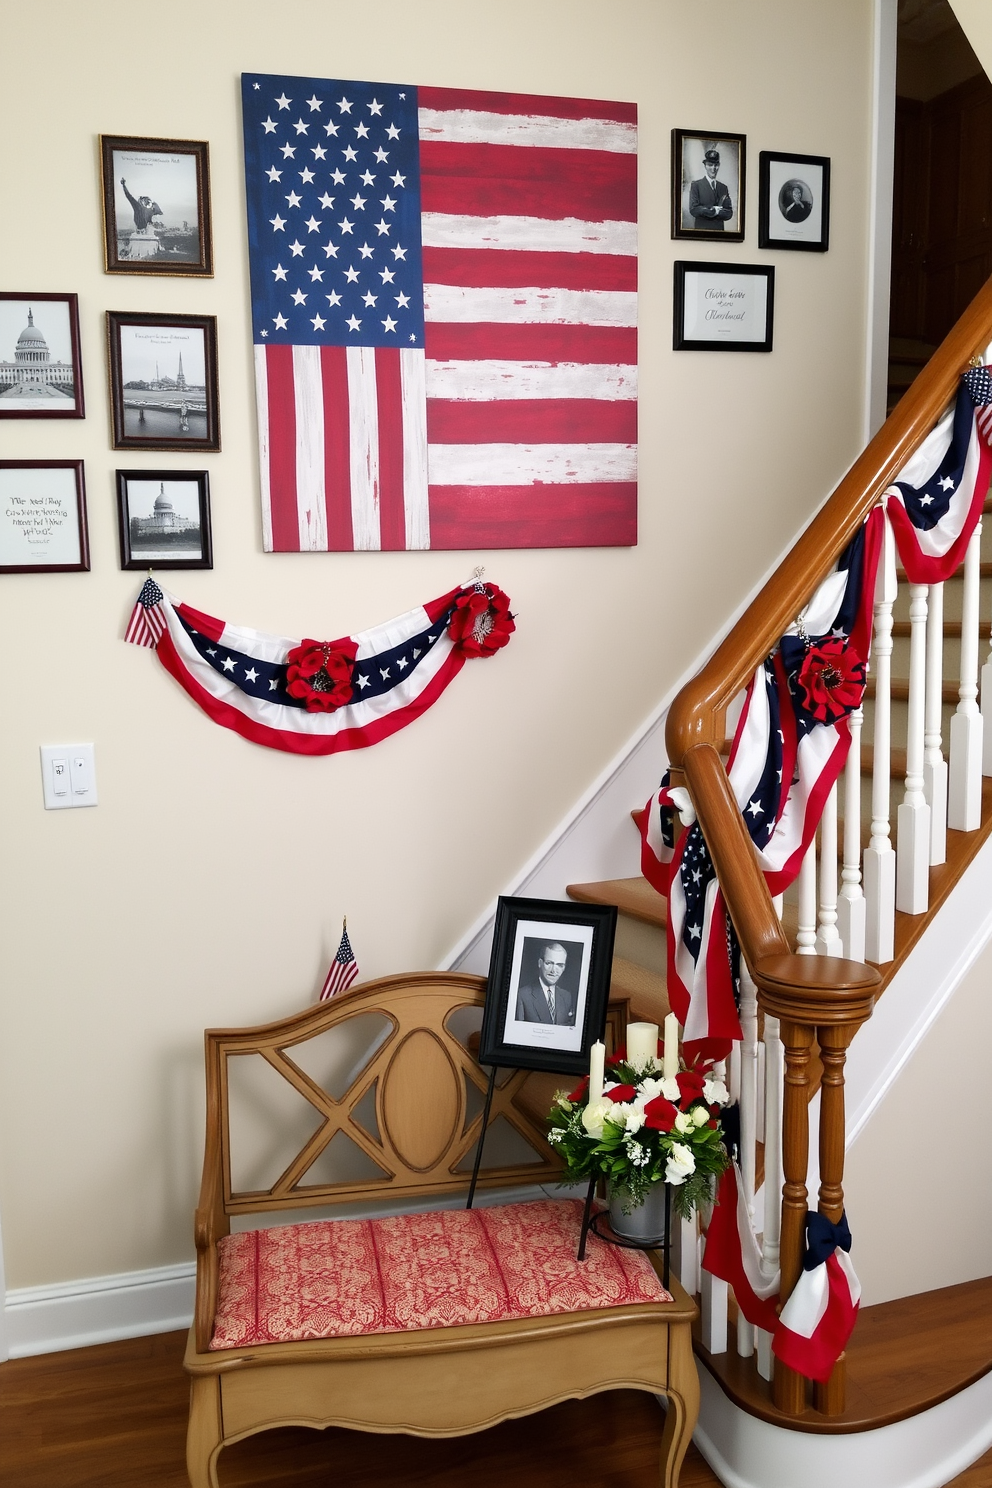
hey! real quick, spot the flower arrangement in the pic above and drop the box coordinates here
[548,1018,730,1221]
[285,640,356,712]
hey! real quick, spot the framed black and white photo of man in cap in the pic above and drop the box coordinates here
[672,129,746,243]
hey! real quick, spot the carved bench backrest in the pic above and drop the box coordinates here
[204,972,564,1219]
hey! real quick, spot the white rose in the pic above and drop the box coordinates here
[703,1077,729,1106]
[625,1104,646,1135]
[581,1099,613,1139]
[674,1111,694,1135]
[665,1142,696,1185]
[639,1076,663,1101]
[660,1076,681,1102]
[692,1105,710,1128]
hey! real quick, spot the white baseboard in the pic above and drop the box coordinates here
[4,1262,195,1358]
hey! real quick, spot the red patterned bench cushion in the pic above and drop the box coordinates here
[210,1199,671,1350]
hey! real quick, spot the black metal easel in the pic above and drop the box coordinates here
[576,1174,672,1289]
[465,1064,500,1209]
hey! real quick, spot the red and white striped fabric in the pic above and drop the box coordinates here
[772,1249,861,1384]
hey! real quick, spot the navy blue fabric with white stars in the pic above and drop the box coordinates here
[176,608,454,708]
[893,384,974,532]
[242,72,425,348]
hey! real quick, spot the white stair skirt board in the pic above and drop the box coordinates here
[694,1361,992,1488]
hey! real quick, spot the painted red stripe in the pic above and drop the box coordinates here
[420,142,635,222]
[427,483,637,548]
[418,86,637,126]
[422,247,636,293]
[321,347,353,551]
[266,346,300,552]
[425,323,637,364]
[375,347,406,551]
[427,399,636,445]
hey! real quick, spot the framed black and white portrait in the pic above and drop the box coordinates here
[100,136,213,275]
[674,261,775,353]
[107,312,220,451]
[0,293,84,420]
[759,151,830,252]
[672,129,746,243]
[478,897,617,1076]
[116,470,212,570]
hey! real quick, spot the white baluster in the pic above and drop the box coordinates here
[796,838,818,955]
[896,583,931,913]
[755,1039,766,1144]
[756,1012,784,1381]
[982,568,992,774]
[815,783,842,953]
[728,1041,741,1107]
[925,581,948,864]
[736,965,758,1359]
[864,514,897,963]
[949,523,984,831]
[700,1271,729,1354]
[838,704,866,961]
[670,1213,699,1296]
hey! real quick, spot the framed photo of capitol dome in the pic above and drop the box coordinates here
[116,469,212,570]
[0,294,84,420]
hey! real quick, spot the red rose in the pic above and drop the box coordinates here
[567,1076,589,1103]
[707,1119,718,1130]
[448,583,515,657]
[285,640,355,713]
[643,1096,678,1132]
[606,1045,626,1066]
[797,637,866,724]
[676,1071,706,1109]
[605,1083,637,1103]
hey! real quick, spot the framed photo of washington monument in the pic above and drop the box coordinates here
[106,312,220,452]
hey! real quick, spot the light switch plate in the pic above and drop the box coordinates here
[41,744,97,809]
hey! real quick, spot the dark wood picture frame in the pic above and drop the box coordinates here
[100,135,213,276]
[107,311,220,451]
[673,260,775,353]
[0,460,89,573]
[672,128,746,243]
[0,293,85,420]
[116,469,213,570]
[478,896,618,1076]
[759,150,831,252]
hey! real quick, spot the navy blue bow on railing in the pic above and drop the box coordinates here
[801,1210,852,1271]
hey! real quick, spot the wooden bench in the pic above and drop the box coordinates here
[183,971,699,1486]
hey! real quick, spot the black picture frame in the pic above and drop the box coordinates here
[0,293,85,420]
[116,469,213,570]
[759,150,830,252]
[672,128,746,243]
[0,460,89,573]
[673,261,775,353]
[107,311,220,451]
[100,135,213,276]
[478,896,617,1076]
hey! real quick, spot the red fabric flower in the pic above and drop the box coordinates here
[605,1083,637,1103]
[606,1046,626,1066]
[447,583,515,657]
[797,638,866,724]
[567,1076,589,1103]
[643,1096,678,1132]
[285,640,355,713]
[676,1071,706,1109]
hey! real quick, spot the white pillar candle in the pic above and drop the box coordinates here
[588,1040,605,1103]
[626,1021,658,1070]
[663,1013,680,1082]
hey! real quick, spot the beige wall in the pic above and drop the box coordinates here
[0,0,875,1288]
[845,936,992,1305]
[950,0,992,81]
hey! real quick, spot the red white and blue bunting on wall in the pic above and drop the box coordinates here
[123,575,514,754]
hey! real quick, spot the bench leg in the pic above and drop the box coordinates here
[186,1375,223,1488]
[659,1326,700,1488]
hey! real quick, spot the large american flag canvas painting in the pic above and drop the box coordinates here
[241,73,637,551]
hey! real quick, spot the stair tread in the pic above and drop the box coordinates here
[567,876,666,927]
[609,955,670,1021]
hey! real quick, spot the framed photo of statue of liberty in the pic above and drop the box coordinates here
[107,312,220,451]
[100,136,213,276]
[0,293,84,419]
[116,470,212,570]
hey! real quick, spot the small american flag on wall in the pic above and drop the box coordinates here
[242,73,637,551]
[319,920,359,1000]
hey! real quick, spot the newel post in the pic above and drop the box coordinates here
[752,954,878,1417]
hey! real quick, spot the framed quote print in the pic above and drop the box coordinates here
[0,460,90,572]
[673,261,775,353]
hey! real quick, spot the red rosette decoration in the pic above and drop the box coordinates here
[447,583,515,657]
[796,637,866,724]
[285,640,355,713]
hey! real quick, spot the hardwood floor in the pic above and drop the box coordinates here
[1,1328,988,1486]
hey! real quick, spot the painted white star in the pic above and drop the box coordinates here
[390,170,405,186]
[381,315,397,332]
[939,476,955,491]
[375,148,390,163]
[357,673,370,689]
[330,168,346,185]
[261,329,268,337]
[244,667,259,683]
[323,241,340,258]
[362,291,377,306]
[285,191,302,208]
[397,656,408,669]
[385,123,400,139]
[305,215,322,233]
[318,192,335,210]
[262,117,277,134]
[273,313,288,329]
[291,288,307,304]
[299,167,315,184]
[355,122,370,140]
[342,145,358,162]
[221,657,237,673]
[344,265,360,282]
[360,169,376,185]
[272,263,288,281]
[395,291,410,308]
[380,195,396,211]
[312,145,327,160]
[409,333,416,342]
[279,143,296,159]
[324,121,340,137]
[336,96,353,113]
[326,290,342,306]
[289,239,304,256]
[306,94,323,111]
[350,193,367,210]
[253,82,260,90]
[269,213,286,231]
[747,799,764,817]
[399,92,405,99]
[374,218,391,236]
[358,241,374,259]
[293,118,309,135]
[346,314,362,331]
[265,166,282,182]
[275,93,291,110]
[368,97,383,115]
[311,313,326,330]
[338,217,354,234]
[308,265,324,281]
[391,244,407,260]
[379,267,395,283]
[380,666,391,679]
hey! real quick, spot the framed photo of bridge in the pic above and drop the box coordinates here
[116,469,212,570]
[0,293,84,420]
[100,136,213,276]
[107,312,220,451]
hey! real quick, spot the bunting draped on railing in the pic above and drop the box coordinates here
[123,575,513,754]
